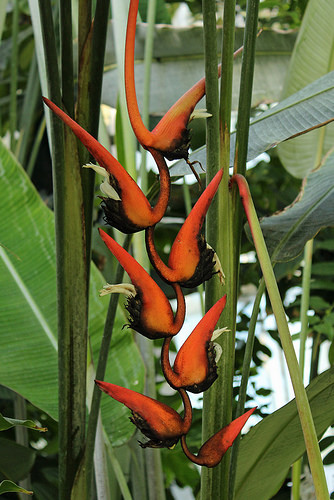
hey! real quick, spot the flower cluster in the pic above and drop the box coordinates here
[43,0,255,467]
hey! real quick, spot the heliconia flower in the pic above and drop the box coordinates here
[42,97,170,233]
[145,169,224,288]
[181,407,256,467]
[95,380,192,448]
[99,228,185,339]
[125,0,222,167]
[161,295,227,393]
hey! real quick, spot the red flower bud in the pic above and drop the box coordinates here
[42,98,170,233]
[99,229,185,339]
[181,407,256,467]
[162,295,227,393]
[146,169,224,287]
[95,380,191,448]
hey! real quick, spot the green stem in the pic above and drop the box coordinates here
[9,0,19,153]
[233,0,259,176]
[232,0,259,294]
[201,0,236,498]
[60,0,74,116]
[229,277,265,498]
[38,2,88,497]
[292,238,314,500]
[299,239,314,374]
[231,174,329,500]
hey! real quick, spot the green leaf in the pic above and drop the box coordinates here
[0,437,35,482]
[0,413,47,432]
[170,72,334,177]
[0,480,33,496]
[0,139,144,445]
[257,150,334,262]
[277,0,334,178]
[235,366,334,500]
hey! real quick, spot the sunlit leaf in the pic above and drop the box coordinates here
[277,0,334,178]
[0,140,144,446]
[171,72,334,176]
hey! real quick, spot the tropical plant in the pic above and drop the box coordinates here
[0,0,334,499]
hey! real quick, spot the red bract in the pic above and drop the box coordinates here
[162,295,227,393]
[99,229,185,339]
[125,0,221,171]
[181,407,256,467]
[146,169,224,287]
[42,97,170,233]
[95,380,191,448]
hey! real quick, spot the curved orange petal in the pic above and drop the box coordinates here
[146,169,223,287]
[181,407,256,467]
[172,295,227,392]
[99,229,185,338]
[95,380,187,448]
[125,0,221,161]
[43,98,170,232]
[196,407,257,467]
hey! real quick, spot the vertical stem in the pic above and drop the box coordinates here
[292,238,314,499]
[38,2,88,498]
[232,174,329,500]
[60,0,74,116]
[201,1,236,499]
[10,0,19,152]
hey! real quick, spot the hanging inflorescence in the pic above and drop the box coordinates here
[43,0,255,467]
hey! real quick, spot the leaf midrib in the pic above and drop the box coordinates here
[0,246,57,351]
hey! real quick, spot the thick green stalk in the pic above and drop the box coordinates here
[232,174,329,500]
[292,238,314,500]
[9,0,19,152]
[229,277,265,498]
[60,0,74,116]
[201,1,236,499]
[17,54,41,168]
[232,0,259,276]
[233,0,259,176]
[38,2,88,498]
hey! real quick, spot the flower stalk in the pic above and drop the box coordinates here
[231,173,329,500]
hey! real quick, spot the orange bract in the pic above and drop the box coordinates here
[146,169,223,287]
[162,295,227,393]
[43,98,170,233]
[99,229,185,339]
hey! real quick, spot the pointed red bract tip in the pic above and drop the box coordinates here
[95,380,187,448]
[42,97,169,233]
[146,169,223,287]
[197,407,257,467]
[170,295,227,393]
[99,229,185,338]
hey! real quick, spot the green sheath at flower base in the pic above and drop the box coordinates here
[42,97,170,233]
[162,295,228,393]
[95,380,191,448]
[99,228,185,339]
[146,169,224,288]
